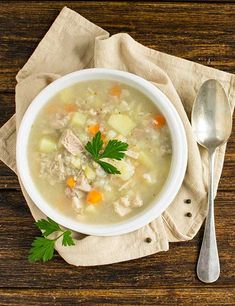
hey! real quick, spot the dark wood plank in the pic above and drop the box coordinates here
[0,190,234,289]
[0,93,15,127]
[0,288,235,306]
[0,2,235,92]
[0,166,19,190]
[0,1,235,305]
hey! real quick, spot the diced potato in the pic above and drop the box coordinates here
[115,160,134,181]
[71,156,81,169]
[39,137,57,153]
[70,112,87,127]
[108,114,136,136]
[84,165,96,180]
[103,189,115,202]
[138,151,154,169]
[85,205,97,214]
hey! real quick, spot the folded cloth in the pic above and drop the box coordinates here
[0,7,234,266]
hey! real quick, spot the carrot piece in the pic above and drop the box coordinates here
[110,84,122,98]
[66,176,76,188]
[86,190,102,204]
[64,103,77,112]
[101,133,106,142]
[154,115,166,128]
[88,124,100,135]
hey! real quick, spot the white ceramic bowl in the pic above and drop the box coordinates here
[17,68,187,236]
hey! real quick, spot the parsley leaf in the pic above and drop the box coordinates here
[85,131,128,174]
[99,139,128,160]
[62,230,76,246]
[28,237,55,263]
[85,131,103,159]
[28,218,75,263]
[97,160,121,174]
[36,217,61,237]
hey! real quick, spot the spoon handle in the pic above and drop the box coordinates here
[197,150,220,283]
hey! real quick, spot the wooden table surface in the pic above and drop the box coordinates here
[0,1,235,305]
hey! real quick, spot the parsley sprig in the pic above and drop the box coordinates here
[85,131,128,174]
[28,218,75,263]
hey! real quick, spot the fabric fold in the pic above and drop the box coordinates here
[0,7,234,266]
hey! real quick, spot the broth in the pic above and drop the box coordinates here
[28,80,172,225]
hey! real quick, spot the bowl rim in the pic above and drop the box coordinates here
[16,68,188,236]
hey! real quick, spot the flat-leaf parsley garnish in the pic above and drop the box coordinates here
[28,217,75,263]
[85,131,128,174]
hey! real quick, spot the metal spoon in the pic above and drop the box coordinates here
[192,79,232,283]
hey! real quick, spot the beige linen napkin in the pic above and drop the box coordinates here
[0,7,234,266]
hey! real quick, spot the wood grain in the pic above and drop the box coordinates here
[0,2,235,93]
[0,190,234,289]
[0,288,235,306]
[0,1,235,305]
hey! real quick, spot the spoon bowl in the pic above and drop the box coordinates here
[192,79,232,283]
[192,79,232,151]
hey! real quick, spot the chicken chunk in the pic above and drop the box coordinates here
[77,175,92,192]
[143,173,156,184]
[121,194,143,208]
[114,201,132,217]
[113,194,143,217]
[120,196,130,207]
[132,194,143,207]
[60,129,83,155]
[72,196,83,214]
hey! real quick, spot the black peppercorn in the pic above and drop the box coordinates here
[184,199,191,204]
[186,212,192,217]
[145,237,152,243]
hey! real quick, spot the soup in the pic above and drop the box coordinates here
[28,80,172,224]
